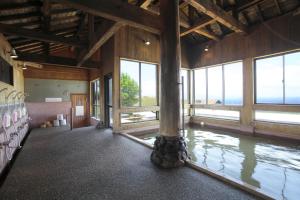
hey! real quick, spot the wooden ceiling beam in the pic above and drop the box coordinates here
[180,13,220,41]
[0,23,86,47]
[76,0,157,67]
[180,2,189,9]
[273,0,282,15]
[77,20,123,67]
[0,1,42,11]
[0,12,41,22]
[41,0,51,55]
[14,52,99,69]
[237,0,265,12]
[180,16,215,37]
[58,0,161,34]
[184,0,248,33]
[137,0,153,9]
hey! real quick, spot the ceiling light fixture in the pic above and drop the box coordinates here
[22,64,27,70]
[144,40,151,46]
[10,48,18,58]
[204,45,209,52]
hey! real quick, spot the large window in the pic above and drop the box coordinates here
[120,59,157,107]
[180,69,189,104]
[121,111,158,124]
[255,110,300,124]
[255,51,300,104]
[195,109,240,120]
[194,68,206,104]
[91,79,100,119]
[207,65,223,104]
[193,61,243,106]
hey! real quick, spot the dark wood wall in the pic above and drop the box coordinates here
[24,65,89,81]
[190,13,300,67]
[115,26,160,63]
[115,25,190,67]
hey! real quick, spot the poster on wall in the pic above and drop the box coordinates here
[45,98,62,102]
[75,106,84,116]
[0,56,13,86]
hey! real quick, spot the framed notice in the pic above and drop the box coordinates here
[75,106,84,116]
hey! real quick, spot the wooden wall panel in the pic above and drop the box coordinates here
[190,13,300,67]
[116,26,160,63]
[115,25,191,68]
[24,65,89,81]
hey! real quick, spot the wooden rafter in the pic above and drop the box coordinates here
[88,14,95,44]
[41,0,51,55]
[77,20,123,67]
[0,12,41,22]
[180,13,219,41]
[180,16,215,37]
[58,0,161,34]
[76,0,159,67]
[0,1,42,11]
[184,0,248,33]
[273,0,282,15]
[180,2,189,9]
[237,0,265,12]
[15,52,99,69]
[137,0,152,9]
[0,23,86,47]
[75,13,87,38]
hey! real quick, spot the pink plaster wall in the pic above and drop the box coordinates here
[26,102,72,128]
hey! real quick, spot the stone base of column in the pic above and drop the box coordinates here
[150,135,188,168]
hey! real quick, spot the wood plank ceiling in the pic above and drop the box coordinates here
[0,0,299,68]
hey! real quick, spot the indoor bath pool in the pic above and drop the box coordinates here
[138,127,300,200]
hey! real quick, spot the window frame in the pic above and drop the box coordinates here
[120,58,159,108]
[90,78,101,120]
[254,50,300,105]
[193,61,244,107]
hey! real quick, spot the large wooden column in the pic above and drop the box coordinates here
[151,0,188,168]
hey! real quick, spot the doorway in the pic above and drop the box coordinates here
[104,74,113,128]
[71,94,88,128]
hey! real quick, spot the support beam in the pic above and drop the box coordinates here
[137,0,152,9]
[180,2,189,8]
[88,14,95,43]
[180,15,220,41]
[237,0,265,12]
[0,1,42,11]
[180,17,215,37]
[151,0,188,169]
[58,0,161,34]
[184,0,248,33]
[76,0,155,67]
[41,0,51,55]
[15,53,99,69]
[77,21,123,67]
[273,0,282,15]
[0,23,86,47]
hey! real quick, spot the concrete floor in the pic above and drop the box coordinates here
[0,126,260,200]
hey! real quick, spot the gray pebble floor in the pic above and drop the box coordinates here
[0,126,260,200]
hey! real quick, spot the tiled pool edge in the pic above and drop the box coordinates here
[119,132,274,200]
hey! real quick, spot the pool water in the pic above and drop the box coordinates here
[138,127,300,200]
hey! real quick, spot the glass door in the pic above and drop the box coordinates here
[104,74,113,128]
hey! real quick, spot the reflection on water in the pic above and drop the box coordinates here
[139,127,300,200]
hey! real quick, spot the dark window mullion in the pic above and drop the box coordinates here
[222,65,225,105]
[283,55,286,104]
[139,62,142,107]
[206,68,208,105]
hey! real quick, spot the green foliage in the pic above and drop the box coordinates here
[141,96,157,106]
[121,73,139,106]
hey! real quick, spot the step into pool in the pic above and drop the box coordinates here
[137,127,300,200]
